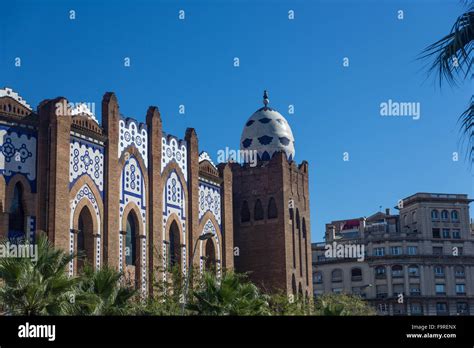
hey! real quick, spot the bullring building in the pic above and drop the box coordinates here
[0,88,313,297]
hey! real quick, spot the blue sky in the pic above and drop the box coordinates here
[2,0,472,242]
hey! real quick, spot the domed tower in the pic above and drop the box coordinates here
[231,91,312,299]
[240,90,295,161]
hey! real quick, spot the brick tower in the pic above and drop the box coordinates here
[232,91,313,298]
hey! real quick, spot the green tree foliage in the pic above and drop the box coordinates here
[313,293,376,316]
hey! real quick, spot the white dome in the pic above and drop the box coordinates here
[240,92,295,161]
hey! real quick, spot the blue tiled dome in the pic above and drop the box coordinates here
[240,91,295,161]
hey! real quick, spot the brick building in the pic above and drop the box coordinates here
[0,88,312,298]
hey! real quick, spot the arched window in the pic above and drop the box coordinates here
[351,267,362,281]
[9,183,26,241]
[169,220,181,270]
[392,265,403,278]
[240,201,250,223]
[411,210,416,223]
[331,269,342,282]
[77,207,94,273]
[431,210,439,220]
[267,197,278,219]
[205,239,216,273]
[254,199,264,221]
[451,210,459,221]
[125,212,137,266]
[441,210,449,220]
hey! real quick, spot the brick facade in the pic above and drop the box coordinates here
[0,88,311,296]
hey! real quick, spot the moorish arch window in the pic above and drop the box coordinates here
[169,220,181,270]
[205,239,217,273]
[254,199,264,221]
[125,212,137,266]
[8,182,26,241]
[77,206,94,273]
[268,197,278,219]
[241,200,250,223]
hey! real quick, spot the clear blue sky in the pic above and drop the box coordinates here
[2,0,472,242]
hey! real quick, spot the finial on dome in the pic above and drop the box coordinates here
[263,90,269,107]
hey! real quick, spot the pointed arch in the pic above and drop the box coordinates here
[254,199,264,221]
[76,205,94,273]
[169,219,181,270]
[198,215,222,277]
[70,183,102,274]
[8,182,26,241]
[268,197,278,219]
[205,239,216,272]
[125,210,139,266]
[240,200,250,222]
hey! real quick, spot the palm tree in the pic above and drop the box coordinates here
[187,271,271,316]
[69,265,137,315]
[420,1,474,164]
[0,234,77,315]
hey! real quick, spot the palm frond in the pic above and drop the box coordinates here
[420,7,474,86]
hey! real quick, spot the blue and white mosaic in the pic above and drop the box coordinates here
[0,126,37,188]
[198,181,221,227]
[161,136,187,181]
[119,118,148,167]
[69,139,104,194]
[240,106,295,161]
